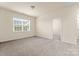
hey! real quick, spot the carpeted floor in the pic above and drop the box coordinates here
[0,36,79,56]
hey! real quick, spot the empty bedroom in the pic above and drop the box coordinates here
[0,2,79,56]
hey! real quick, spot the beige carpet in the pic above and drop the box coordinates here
[0,36,78,56]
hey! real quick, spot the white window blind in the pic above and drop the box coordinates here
[13,17,30,32]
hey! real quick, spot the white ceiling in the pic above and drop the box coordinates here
[0,2,77,17]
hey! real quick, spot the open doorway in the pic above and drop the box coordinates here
[52,18,62,40]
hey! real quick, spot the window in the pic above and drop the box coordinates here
[13,17,30,32]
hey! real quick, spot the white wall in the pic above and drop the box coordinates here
[36,5,77,45]
[61,6,77,45]
[36,10,63,39]
[76,7,79,40]
[0,8,36,42]
[36,14,53,39]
